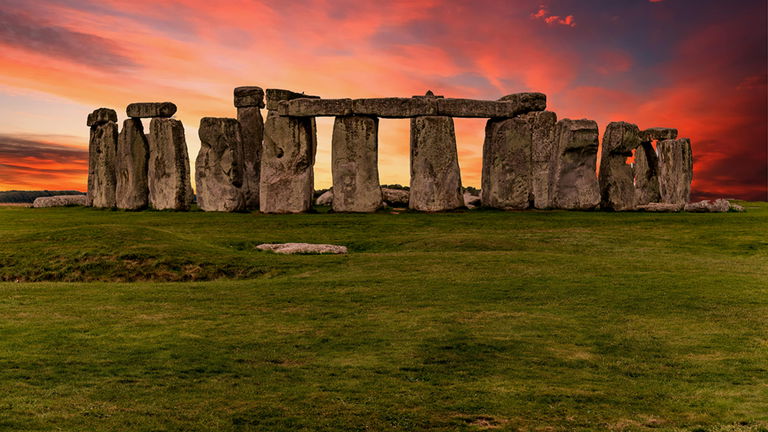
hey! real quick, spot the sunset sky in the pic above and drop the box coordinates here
[0,0,765,200]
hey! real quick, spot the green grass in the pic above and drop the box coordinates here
[0,204,766,431]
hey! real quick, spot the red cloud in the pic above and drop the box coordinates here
[532,5,576,27]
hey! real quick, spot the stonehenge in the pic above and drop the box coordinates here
[86,87,695,214]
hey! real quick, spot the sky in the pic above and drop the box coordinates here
[0,0,765,200]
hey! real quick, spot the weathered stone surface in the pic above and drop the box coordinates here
[315,190,333,206]
[87,118,118,208]
[640,127,678,142]
[195,117,245,212]
[115,119,149,210]
[730,202,745,212]
[463,192,481,208]
[260,111,317,213]
[684,199,730,213]
[409,116,463,211]
[381,188,409,207]
[331,115,382,212]
[234,86,265,108]
[266,89,319,111]
[550,119,600,210]
[256,243,348,254]
[657,138,693,205]
[481,117,532,209]
[126,102,177,118]
[599,121,641,211]
[634,142,661,205]
[636,202,684,212]
[237,106,264,210]
[279,93,547,118]
[87,108,117,127]
[148,118,193,210]
[521,111,557,208]
[32,195,86,208]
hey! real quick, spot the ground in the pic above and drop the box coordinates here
[0,203,766,431]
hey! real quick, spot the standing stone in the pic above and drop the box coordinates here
[550,119,600,210]
[634,141,661,205]
[195,117,245,212]
[115,119,149,210]
[260,110,317,214]
[235,87,265,210]
[409,116,463,211]
[522,111,557,208]
[481,117,532,209]
[148,118,193,210]
[331,115,382,212]
[599,121,641,211]
[87,108,118,208]
[657,138,693,205]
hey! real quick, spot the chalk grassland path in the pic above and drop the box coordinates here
[0,205,766,431]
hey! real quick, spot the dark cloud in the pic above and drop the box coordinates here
[0,134,87,189]
[0,134,87,163]
[0,9,137,70]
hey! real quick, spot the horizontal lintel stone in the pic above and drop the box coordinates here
[87,108,117,127]
[265,89,320,111]
[640,127,678,142]
[234,86,265,108]
[126,102,177,118]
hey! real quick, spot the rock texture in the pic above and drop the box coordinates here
[315,190,333,206]
[381,188,409,207]
[640,127,678,142]
[550,119,600,210]
[409,116,463,211]
[115,119,149,210]
[126,102,177,118]
[148,118,193,210]
[260,110,317,213]
[195,117,246,212]
[32,195,87,208]
[523,111,557,208]
[87,109,118,208]
[636,202,684,212]
[481,117,532,209]
[463,192,481,208]
[684,199,730,213]
[266,89,319,111]
[599,121,641,211]
[634,142,661,205]
[257,243,348,254]
[236,89,264,210]
[331,115,382,212]
[657,138,693,205]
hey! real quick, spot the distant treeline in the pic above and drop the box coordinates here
[0,190,85,203]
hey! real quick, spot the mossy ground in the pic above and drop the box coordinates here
[0,204,766,431]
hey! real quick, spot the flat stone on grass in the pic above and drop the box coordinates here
[256,243,348,254]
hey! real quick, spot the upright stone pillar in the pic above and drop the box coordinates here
[550,119,600,210]
[523,111,557,209]
[148,118,193,210]
[481,117,532,210]
[260,89,319,214]
[657,138,693,205]
[115,119,149,210]
[195,118,246,212]
[599,121,641,211]
[331,115,382,212]
[235,87,265,210]
[409,116,463,211]
[634,128,677,206]
[86,108,118,208]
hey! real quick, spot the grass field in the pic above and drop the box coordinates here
[0,204,766,431]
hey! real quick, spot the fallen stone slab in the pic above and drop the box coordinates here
[234,86,265,108]
[87,108,118,127]
[634,141,661,205]
[463,192,481,209]
[599,121,641,211]
[550,119,600,210]
[481,117,532,210]
[127,102,177,118]
[409,116,464,211]
[640,127,678,142]
[116,119,149,210]
[87,111,118,208]
[266,89,319,111]
[256,243,348,254]
[381,188,409,207]
[148,118,193,210]
[195,117,246,212]
[332,115,382,212]
[637,202,684,212]
[684,199,730,213]
[657,138,693,205]
[32,195,87,208]
[315,190,333,206]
